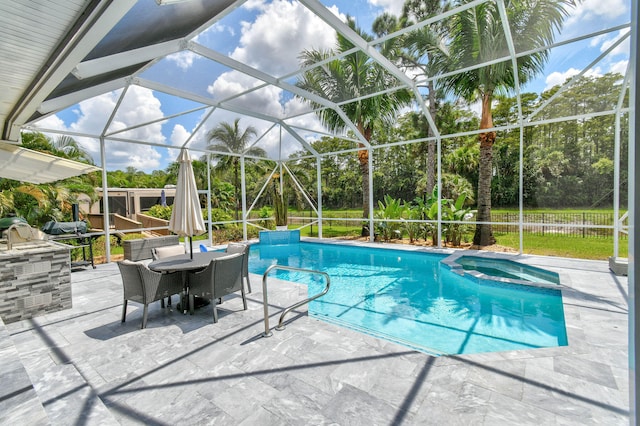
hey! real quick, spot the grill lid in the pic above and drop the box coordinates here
[0,216,27,232]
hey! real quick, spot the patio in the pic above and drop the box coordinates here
[2,243,629,425]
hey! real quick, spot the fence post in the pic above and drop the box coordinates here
[582,212,585,238]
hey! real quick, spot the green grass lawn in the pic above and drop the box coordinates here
[493,232,627,260]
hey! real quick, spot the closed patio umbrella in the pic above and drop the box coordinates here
[169,149,206,258]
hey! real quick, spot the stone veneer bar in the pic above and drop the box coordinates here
[0,242,71,324]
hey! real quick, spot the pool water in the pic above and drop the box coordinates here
[249,242,567,355]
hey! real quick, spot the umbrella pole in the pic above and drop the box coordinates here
[189,237,193,259]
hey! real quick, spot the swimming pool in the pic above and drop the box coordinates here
[248,242,567,355]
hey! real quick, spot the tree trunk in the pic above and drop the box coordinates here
[358,123,372,236]
[426,79,436,195]
[359,144,369,234]
[473,92,497,246]
[233,161,239,222]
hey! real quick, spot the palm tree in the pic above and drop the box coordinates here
[21,132,94,164]
[401,0,451,196]
[297,17,413,232]
[439,0,574,246]
[53,135,94,164]
[207,118,267,221]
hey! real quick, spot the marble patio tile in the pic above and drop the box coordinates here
[290,359,346,395]
[367,367,433,415]
[411,383,488,425]
[34,363,117,425]
[520,378,603,422]
[257,372,333,410]
[229,342,297,374]
[553,355,618,389]
[328,356,379,392]
[210,376,281,422]
[0,385,49,426]
[238,405,297,426]
[91,347,161,383]
[464,359,526,400]
[261,388,337,425]
[191,362,250,401]
[270,332,323,358]
[321,383,406,426]
[484,391,557,425]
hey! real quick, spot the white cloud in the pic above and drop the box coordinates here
[34,114,67,133]
[230,0,337,76]
[207,70,286,119]
[33,86,168,172]
[166,50,198,70]
[599,29,631,57]
[544,67,603,91]
[170,124,190,147]
[368,0,404,16]
[242,0,266,11]
[565,0,629,28]
[609,59,629,76]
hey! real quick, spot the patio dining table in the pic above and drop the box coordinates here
[148,251,229,313]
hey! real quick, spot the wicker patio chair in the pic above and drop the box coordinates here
[225,242,252,293]
[187,253,246,322]
[117,260,183,329]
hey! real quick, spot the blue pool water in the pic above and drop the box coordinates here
[248,242,567,355]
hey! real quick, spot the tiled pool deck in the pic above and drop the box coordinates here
[2,242,630,425]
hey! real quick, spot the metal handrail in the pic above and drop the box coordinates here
[262,265,330,337]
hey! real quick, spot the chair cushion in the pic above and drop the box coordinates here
[153,245,186,259]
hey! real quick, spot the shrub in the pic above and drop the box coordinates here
[147,205,172,220]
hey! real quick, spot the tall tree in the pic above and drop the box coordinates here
[206,118,266,221]
[297,17,412,232]
[401,0,451,196]
[439,0,574,246]
[22,132,93,164]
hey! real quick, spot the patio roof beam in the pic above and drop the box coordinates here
[37,77,129,115]
[285,124,361,144]
[105,104,208,138]
[188,41,368,147]
[181,106,216,149]
[72,39,185,80]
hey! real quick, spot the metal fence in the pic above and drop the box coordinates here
[492,212,626,239]
[288,211,627,239]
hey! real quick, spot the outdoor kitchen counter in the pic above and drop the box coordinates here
[0,240,71,324]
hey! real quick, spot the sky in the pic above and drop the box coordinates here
[33,0,631,173]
